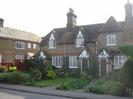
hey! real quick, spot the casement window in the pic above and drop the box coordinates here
[33,43,37,49]
[114,55,127,69]
[15,55,25,60]
[28,43,31,48]
[69,56,78,68]
[52,56,62,68]
[16,41,25,49]
[107,35,116,46]
[49,33,56,49]
[76,31,84,47]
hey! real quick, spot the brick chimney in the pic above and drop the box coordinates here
[0,18,4,28]
[124,1,133,30]
[66,8,77,30]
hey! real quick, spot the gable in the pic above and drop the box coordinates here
[79,50,89,58]
[99,16,123,33]
[77,30,83,38]
[49,33,55,40]
[98,49,110,58]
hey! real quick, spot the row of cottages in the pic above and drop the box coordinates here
[40,2,133,76]
[0,18,40,64]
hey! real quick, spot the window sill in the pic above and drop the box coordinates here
[16,48,25,50]
[48,47,56,49]
[107,44,116,46]
[55,66,62,68]
[76,46,84,48]
[114,67,121,69]
[69,67,78,69]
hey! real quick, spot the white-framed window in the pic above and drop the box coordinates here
[16,41,25,49]
[28,43,31,49]
[33,43,37,49]
[49,33,56,49]
[114,55,127,69]
[69,56,78,68]
[15,55,25,60]
[76,31,84,47]
[107,35,116,46]
[52,56,62,68]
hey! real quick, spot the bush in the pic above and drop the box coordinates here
[7,72,30,84]
[0,65,8,73]
[108,82,129,96]
[119,57,133,91]
[31,69,41,81]
[9,66,17,72]
[68,79,89,89]
[80,71,92,81]
[56,82,69,90]
[57,78,89,90]
[46,70,56,79]
[0,73,8,82]
[88,80,110,94]
[86,79,130,96]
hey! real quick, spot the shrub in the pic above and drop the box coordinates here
[57,78,89,90]
[88,80,109,94]
[31,69,41,81]
[46,64,53,71]
[87,79,130,96]
[9,66,17,72]
[46,70,56,79]
[0,73,8,82]
[7,72,30,84]
[0,65,8,73]
[56,82,69,90]
[119,57,133,91]
[68,79,89,89]
[80,71,92,81]
[108,82,129,96]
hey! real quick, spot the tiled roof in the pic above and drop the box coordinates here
[0,27,40,42]
[99,16,123,32]
[40,23,103,46]
[40,17,125,46]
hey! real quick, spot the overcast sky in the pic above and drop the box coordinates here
[0,0,131,37]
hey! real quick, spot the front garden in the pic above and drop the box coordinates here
[0,45,133,97]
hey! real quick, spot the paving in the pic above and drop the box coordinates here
[0,83,132,99]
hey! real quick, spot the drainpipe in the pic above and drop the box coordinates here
[80,58,83,74]
[96,41,98,56]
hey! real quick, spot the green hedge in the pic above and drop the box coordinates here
[0,72,31,84]
[86,80,129,96]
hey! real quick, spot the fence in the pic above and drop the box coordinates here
[0,60,27,71]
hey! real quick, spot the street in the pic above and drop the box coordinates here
[0,88,73,99]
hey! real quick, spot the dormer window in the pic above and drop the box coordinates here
[49,33,56,49]
[76,30,84,47]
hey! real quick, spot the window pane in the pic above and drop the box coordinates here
[69,56,77,68]
[107,35,116,46]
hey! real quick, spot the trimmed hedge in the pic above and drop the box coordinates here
[86,80,129,96]
[0,72,31,84]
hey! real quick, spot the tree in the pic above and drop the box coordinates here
[119,45,133,95]
[119,45,133,56]
[119,57,133,95]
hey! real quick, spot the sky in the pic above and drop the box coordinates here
[0,0,131,37]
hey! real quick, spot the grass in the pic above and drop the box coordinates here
[34,76,75,87]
